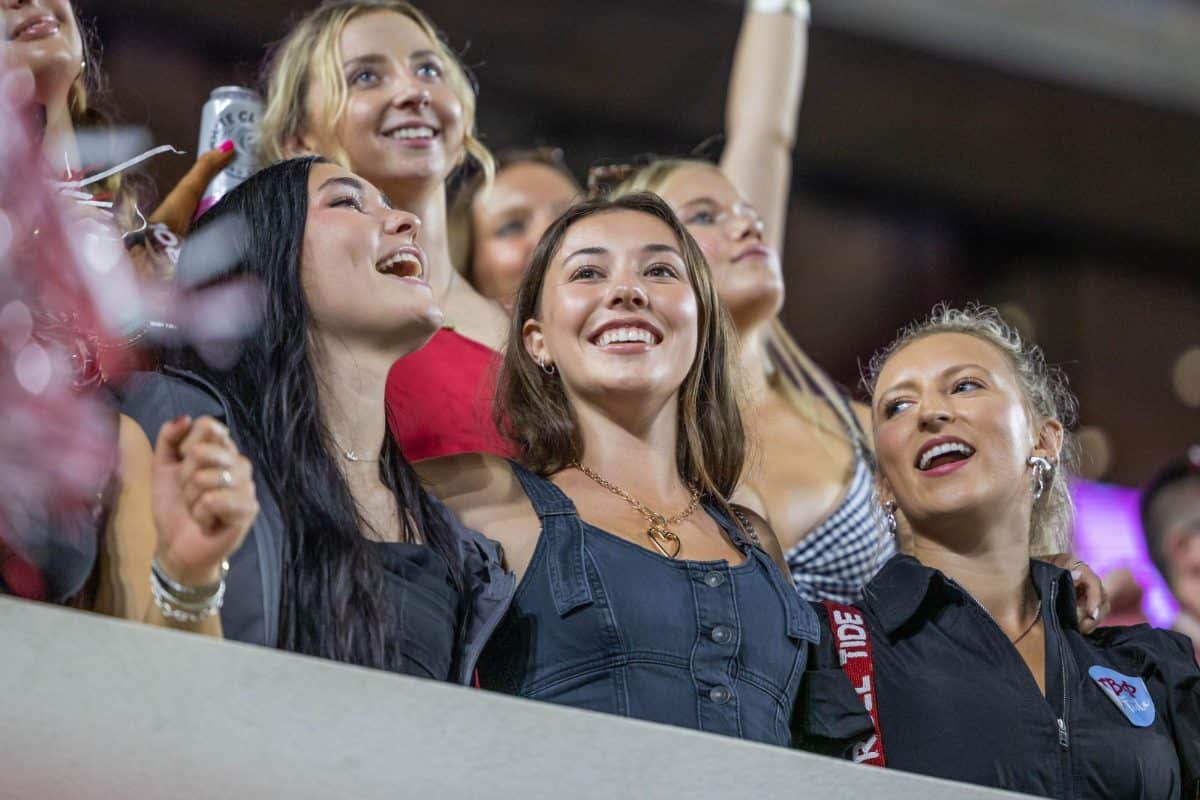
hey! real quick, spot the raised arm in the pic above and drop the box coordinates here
[719,0,810,254]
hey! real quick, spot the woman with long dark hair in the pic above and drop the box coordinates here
[119,156,511,677]
[419,193,870,749]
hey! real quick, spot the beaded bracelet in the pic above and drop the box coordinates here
[149,557,229,623]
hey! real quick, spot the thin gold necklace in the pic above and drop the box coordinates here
[572,462,701,559]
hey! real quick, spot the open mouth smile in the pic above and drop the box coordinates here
[915,436,976,475]
[380,122,439,145]
[375,247,425,279]
[10,14,60,41]
[587,319,664,350]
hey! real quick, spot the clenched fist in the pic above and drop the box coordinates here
[151,415,257,588]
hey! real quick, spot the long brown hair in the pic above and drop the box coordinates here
[259,0,493,184]
[495,192,747,504]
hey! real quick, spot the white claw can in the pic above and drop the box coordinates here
[196,86,263,217]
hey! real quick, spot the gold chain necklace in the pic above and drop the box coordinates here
[572,462,701,559]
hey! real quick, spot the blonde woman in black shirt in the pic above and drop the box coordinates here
[800,304,1199,798]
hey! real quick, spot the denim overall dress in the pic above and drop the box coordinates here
[477,463,820,746]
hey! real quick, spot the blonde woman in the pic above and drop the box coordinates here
[798,305,1199,798]
[259,0,511,460]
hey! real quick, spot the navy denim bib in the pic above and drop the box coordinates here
[478,462,819,745]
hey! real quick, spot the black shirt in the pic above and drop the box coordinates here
[373,541,461,681]
[801,555,1200,799]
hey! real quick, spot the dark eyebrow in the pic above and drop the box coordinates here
[643,243,683,258]
[562,246,608,262]
[318,176,366,194]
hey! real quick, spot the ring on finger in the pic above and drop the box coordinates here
[219,469,234,488]
[1069,560,1086,572]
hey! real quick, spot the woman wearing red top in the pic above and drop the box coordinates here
[260,0,512,459]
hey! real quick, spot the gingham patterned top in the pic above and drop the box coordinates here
[785,445,894,603]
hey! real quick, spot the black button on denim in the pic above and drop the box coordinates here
[478,463,821,747]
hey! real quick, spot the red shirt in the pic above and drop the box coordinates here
[385,328,515,461]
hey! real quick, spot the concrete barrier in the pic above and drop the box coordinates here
[1,597,1028,799]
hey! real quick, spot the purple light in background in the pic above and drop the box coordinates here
[1071,479,1178,627]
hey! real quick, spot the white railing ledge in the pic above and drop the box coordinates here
[1,596,1028,799]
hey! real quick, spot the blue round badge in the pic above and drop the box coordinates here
[1088,665,1156,727]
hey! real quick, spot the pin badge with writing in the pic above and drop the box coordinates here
[1088,665,1155,727]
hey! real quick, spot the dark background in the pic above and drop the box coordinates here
[83,0,1199,486]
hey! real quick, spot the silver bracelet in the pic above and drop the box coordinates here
[149,558,228,622]
[151,555,228,600]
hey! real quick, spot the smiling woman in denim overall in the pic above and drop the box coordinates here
[418,193,872,751]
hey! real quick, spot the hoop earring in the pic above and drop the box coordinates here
[537,355,556,376]
[883,500,898,537]
[1028,455,1054,503]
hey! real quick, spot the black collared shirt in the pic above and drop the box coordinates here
[800,555,1200,799]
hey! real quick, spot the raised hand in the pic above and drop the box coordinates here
[151,414,257,588]
[149,143,237,235]
[1045,554,1110,634]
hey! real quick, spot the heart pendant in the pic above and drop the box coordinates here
[647,525,682,559]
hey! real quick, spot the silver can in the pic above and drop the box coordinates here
[196,86,263,215]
